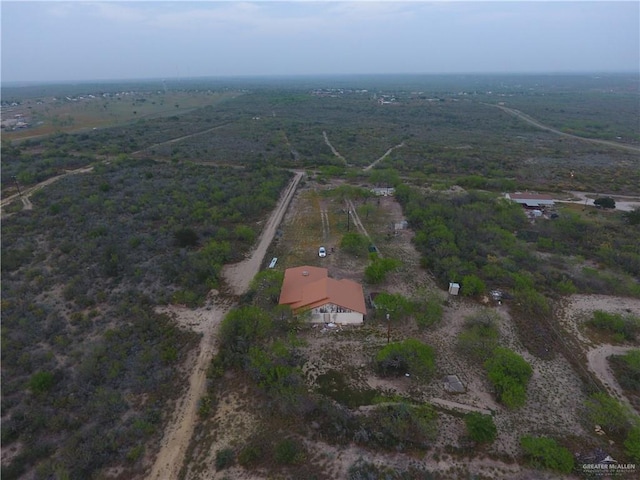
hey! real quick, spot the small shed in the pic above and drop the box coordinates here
[448,282,460,295]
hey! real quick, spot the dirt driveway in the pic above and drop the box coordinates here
[146,171,302,479]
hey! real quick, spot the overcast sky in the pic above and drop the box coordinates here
[1,1,638,83]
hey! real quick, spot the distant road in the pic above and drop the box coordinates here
[363,142,405,172]
[131,122,233,156]
[1,165,94,213]
[486,103,640,154]
[323,131,347,165]
[555,191,640,212]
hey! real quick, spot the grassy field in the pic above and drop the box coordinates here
[2,90,238,141]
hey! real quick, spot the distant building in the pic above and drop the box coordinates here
[505,192,555,208]
[371,187,395,196]
[279,266,366,325]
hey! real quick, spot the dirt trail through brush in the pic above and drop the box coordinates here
[223,171,303,295]
[147,171,302,479]
[323,131,347,165]
[587,344,638,411]
[489,103,640,154]
[363,142,405,171]
[131,122,233,156]
[1,166,94,213]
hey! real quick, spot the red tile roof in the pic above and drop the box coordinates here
[279,266,366,314]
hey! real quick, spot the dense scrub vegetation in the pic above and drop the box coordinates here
[6,73,638,196]
[1,158,290,477]
[1,297,199,480]
[396,184,640,300]
[2,74,638,478]
[587,310,640,342]
[3,158,291,306]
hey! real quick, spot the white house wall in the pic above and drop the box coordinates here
[309,311,364,325]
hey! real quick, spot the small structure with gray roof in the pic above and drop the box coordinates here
[505,192,555,208]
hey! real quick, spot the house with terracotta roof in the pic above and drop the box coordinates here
[279,266,366,325]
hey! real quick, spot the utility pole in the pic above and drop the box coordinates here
[386,313,391,344]
[12,176,22,197]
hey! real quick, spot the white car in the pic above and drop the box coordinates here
[318,246,327,257]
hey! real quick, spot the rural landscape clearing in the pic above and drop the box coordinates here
[2,73,639,480]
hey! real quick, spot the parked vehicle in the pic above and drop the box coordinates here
[318,246,326,257]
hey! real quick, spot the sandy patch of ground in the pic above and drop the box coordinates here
[558,294,640,411]
[146,301,228,480]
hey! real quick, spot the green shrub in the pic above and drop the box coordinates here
[357,403,437,450]
[274,438,305,465]
[125,444,144,463]
[197,395,213,417]
[215,448,235,470]
[218,306,274,367]
[340,232,369,255]
[238,444,262,467]
[173,227,199,247]
[364,257,401,284]
[624,424,640,462]
[585,392,636,435]
[512,286,550,317]
[415,297,443,329]
[373,292,414,321]
[610,349,640,392]
[594,197,616,209]
[520,436,573,473]
[247,343,304,398]
[461,274,486,297]
[623,208,640,225]
[457,310,500,362]
[484,347,532,409]
[464,412,497,444]
[376,339,435,380]
[588,310,640,341]
[29,371,55,394]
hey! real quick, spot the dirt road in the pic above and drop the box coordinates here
[345,199,380,257]
[223,171,303,295]
[131,122,233,156]
[490,103,640,154]
[363,142,405,172]
[556,191,640,212]
[147,171,302,479]
[323,131,347,165]
[1,165,94,213]
[587,344,638,411]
